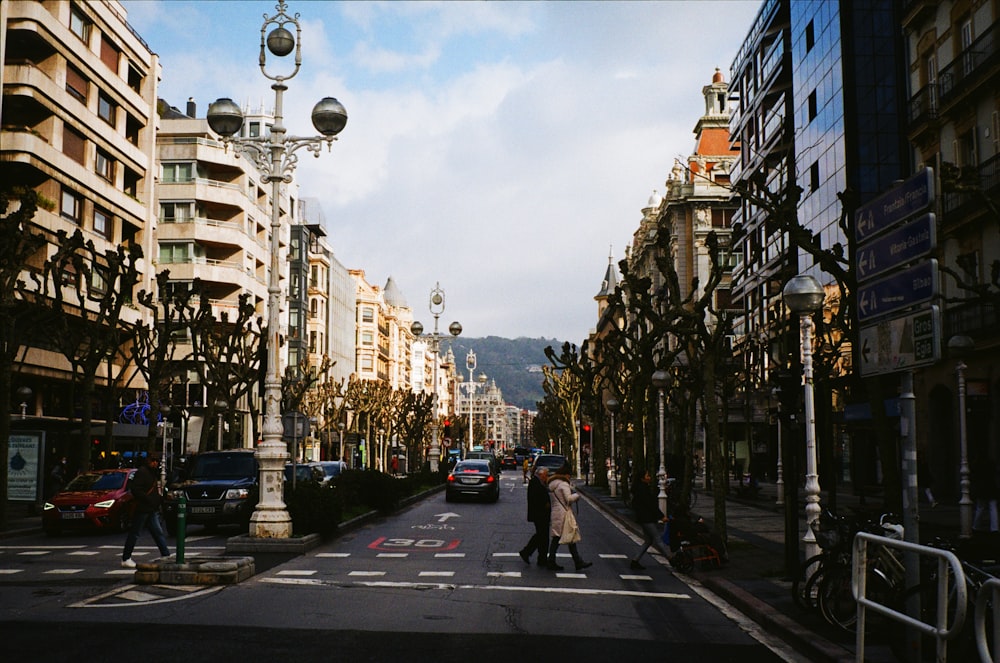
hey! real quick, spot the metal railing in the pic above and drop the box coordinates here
[853,532,967,662]
[974,577,1000,662]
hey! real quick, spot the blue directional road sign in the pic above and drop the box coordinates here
[857,259,938,323]
[855,213,936,283]
[855,167,934,244]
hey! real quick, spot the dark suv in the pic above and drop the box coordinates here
[163,449,259,534]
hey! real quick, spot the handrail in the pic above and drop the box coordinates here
[975,577,1000,662]
[853,532,967,662]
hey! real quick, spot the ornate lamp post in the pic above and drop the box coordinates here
[606,397,619,497]
[771,386,784,506]
[782,274,825,561]
[337,422,346,462]
[206,1,347,538]
[159,405,171,486]
[411,283,462,472]
[466,350,477,452]
[652,369,670,516]
[948,334,975,538]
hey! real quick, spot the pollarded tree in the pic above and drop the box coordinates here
[0,187,48,527]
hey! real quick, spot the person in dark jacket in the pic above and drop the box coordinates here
[121,454,170,568]
[519,466,551,565]
[629,469,670,570]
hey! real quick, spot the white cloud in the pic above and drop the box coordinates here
[124,0,761,342]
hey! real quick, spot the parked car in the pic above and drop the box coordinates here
[163,449,258,534]
[284,462,324,485]
[445,460,500,503]
[466,450,500,475]
[530,453,568,475]
[316,461,347,486]
[42,468,136,536]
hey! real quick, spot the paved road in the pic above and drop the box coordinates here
[0,473,806,662]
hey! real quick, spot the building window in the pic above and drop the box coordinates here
[100,34,120,74]
[808,90,817,122]
[94,208,113,238]
[98,92,117,127]
[309,331,317,353]
[127,62,143,93]
[158,242,192,264]
[809,161,820,192]
[63,126,86,164]
[362,307,374,323]
[88,266,108,297]
[69,4,91,42]
[160,202,193,223]
[249,122,261,138]
[805,21,814,52]
[61,188,83,225]
[361,356,373,371]
[162,162,193,183]
[66,65,88,103]
[361,330,374,346]
[96,149,115,182]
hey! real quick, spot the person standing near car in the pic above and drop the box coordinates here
[519,466,551,565]
[546,462,591,571]
[629,469,671,570]
[121,453,170,568]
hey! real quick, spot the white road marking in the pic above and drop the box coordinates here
[68,551,100,556]
[554,572,587,579]
[492,552,519,557]
[620,574,652,581]
[316,552,350,558]
[0,545,85,550]
[348,571,386,577]
[261,576,692,600]
[376,553,408,558]
[105,570,136,575]
[277,570,317,576]
[17,551,50,556]
[434,553,464,558]
[419,571,455,577]
[44,569,84,574]
[487,571,521,578]
[0,569,23,574]
[69,584,224,608]
[599,553,628,559]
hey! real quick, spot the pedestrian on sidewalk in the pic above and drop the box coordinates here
[629,469,670,570]
[546,462,591,571]
[519,466,550,565]
[121,453,170,568]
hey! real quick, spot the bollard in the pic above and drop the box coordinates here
[176,493,186,564]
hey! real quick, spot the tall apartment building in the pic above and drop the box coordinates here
[351,271,413,389]
[902,0,1000,499]
[2,0,159,464]
[156,98,295,451]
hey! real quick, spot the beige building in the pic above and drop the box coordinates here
[2,0,159,465]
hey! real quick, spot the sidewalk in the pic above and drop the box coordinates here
[577,478,992,663]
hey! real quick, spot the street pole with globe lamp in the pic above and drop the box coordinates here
[410,283,462,473]
[215,399,228,451]
[159,405,171,486]
[337,422,346,462]
[466,350,477,452]
[771,386,784,506]
[782,274,825,561]
[652,370,670,517]
[606,397,619,497]
[949,334,975,538]
[206,1,348,538]
[16,386,31,419]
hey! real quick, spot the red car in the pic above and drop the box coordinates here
[43,468,136,536]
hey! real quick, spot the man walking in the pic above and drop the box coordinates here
[519,466,550,565]
[121,453,170,568]
[629,469,671,570]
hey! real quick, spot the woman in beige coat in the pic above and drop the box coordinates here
[546,462,592,571]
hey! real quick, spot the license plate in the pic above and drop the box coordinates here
[190,506,215,514]
[460,477,480,485]
[61,512,85,519]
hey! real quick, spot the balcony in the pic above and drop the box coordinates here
[907,83,938,136]
[937,20,1000,112]
[945,300,998,342]
[941,152,1000,222]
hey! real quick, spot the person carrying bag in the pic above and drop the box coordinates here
[545,462,590,571]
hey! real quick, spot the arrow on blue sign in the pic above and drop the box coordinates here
[856,213,936,282]
[857,259,938,322]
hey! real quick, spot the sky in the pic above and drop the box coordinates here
[122,0,762,344]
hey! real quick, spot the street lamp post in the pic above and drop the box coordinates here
[410,283,462,473]
[949,334,975,538]
[160,405,172,487]
[466,350,477,452]
[215,399,228,451]
[652,370,670,517]
[207,1,347,538]
[772,386,784,506]
[16,386,31,419]
[337,422,346,462]
[782,274,825,561]
[606,397,619,497]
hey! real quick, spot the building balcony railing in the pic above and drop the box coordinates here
[945,300,998,342]
[938,20,1000,110]
[942,152,1000,219]
[907,83,938,128]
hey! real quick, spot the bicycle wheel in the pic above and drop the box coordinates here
[820,565,893,634]
[792,553,828,612]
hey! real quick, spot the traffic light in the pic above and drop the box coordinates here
[443,420,451,437]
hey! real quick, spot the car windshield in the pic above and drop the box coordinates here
[65,472,126,492]
[455,461,489,473]
[319,462,343,478]
[189,454,256,479]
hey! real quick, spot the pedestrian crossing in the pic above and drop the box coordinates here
[0,544,225,579]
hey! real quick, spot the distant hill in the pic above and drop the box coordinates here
[441,336,568,411]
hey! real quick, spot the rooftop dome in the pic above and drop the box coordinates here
[383,276,408,308]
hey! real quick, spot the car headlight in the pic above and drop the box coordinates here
[94,499,116,508]
[225,488,250,500]
[165,489,184,500]
[43,502,55,511]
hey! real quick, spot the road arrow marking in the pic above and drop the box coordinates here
[435,512,460,523]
